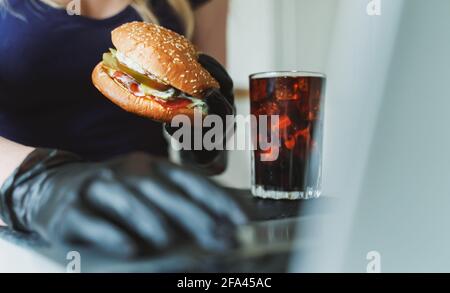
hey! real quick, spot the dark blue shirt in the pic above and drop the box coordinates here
[0,0,206,161]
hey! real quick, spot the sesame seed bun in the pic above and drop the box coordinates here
[92,63,197,123]
[111,21,219,98]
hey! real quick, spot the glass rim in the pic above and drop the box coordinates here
[249,71,326,79]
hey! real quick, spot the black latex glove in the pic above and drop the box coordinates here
[0,149,247,258]
[165,54,236,172]
[198,53,235,113]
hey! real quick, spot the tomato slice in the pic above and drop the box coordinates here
[156,98,192,110]
[112,71,125,79]
[113,71,143,96]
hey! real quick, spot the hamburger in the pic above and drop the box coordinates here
[92,22,220,122]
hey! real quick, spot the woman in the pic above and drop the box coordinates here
[0,0,246,257]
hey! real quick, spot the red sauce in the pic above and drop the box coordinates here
[130,83,140,94]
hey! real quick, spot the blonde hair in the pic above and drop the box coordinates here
[2,0,196,38]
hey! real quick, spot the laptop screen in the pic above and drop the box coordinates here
[291,0,450,273]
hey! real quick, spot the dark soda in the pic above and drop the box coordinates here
[250,72,326,199]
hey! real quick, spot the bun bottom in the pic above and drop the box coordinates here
[92,62,197,123]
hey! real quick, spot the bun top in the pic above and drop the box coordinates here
[112,22,219,98]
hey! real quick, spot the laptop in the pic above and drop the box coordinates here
[290,0,450,273]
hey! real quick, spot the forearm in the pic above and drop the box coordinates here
[0,137,34,186]
[0,137,34,226]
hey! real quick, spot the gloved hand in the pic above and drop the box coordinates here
[198,53,235,116]
[165,54,236,172]
[0,149,247,258]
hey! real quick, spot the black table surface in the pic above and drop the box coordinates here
[229,188,331,221]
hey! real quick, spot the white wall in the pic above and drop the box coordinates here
[227,0,277,89]
[227,0,337,88]
[274,0,337,73]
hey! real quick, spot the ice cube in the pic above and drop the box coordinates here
[275,77,300,101]
[250,79,270,102]
[253,101,280,116]
[284,136,296,150]
[273,115,292,130]
[297,77,310,92]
